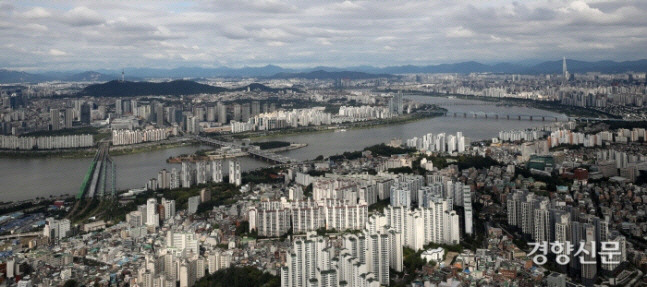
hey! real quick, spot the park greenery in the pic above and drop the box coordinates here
[193,266,280,287]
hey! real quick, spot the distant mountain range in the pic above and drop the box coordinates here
[0,70,135,84]
[80,80,298,97]
[2,59,647,83]
[267,70,394,80]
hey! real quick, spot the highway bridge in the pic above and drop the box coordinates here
[446,112,567,122]
[194,136,300,164]
[445,112,637,123]
[77,142,116,199]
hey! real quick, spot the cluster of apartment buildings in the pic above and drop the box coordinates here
[336,105,391,121]
[111,128,169,146]
[507,189,627,285]
[0,134,93,150]
[405,131,468,154]
[230,107,333,133]
[146,159,241,191]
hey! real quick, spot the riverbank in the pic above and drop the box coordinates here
[110,139,197,157]
[0,137,197,158]
[238,109,446,140]
[398,91,618,119]
[0,148,98,159]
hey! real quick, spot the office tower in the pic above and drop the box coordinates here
[229,159,241,186]
[188,195,200,214]
[251,101,260,116]
[463,185,473,235]
[217,102,227,124]
[81,102,91,124]
[156,104,165,127]
[115,99,122,115]
[50,108,61,130]
[146,198,159,227]
[233,103,241,122]
[211,160,223,183]
[162,198,175,220]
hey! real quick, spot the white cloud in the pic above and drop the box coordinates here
[446,26,474,38]
[21,7,51,19]
[61,6,105,26]
[48,49,67,56]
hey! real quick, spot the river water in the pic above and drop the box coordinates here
[0,95,563,201]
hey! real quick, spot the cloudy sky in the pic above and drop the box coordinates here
[2,0,647,71]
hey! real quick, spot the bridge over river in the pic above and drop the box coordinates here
[194,136,300,164]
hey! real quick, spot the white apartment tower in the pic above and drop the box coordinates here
[229,159,241,186]
[211,160,223,183]
[146,198,159,227]
[463,185,473,235]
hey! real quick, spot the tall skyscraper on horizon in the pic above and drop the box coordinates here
[563,56,569,81]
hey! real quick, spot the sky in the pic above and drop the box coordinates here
[2,0,647,71]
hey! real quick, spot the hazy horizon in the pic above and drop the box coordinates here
[2,1,647,71]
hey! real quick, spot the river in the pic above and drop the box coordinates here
[0,95,563,201]
[256,95,565,160]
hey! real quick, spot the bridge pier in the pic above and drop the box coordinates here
[506,115,510,120]
[463,113,467,118]
[518,116,521,120]
[530,116,533,121]
[495,115,498,120]
[542,116,545,121]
